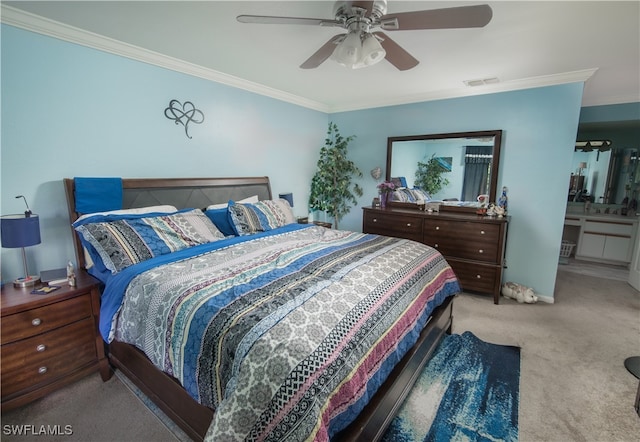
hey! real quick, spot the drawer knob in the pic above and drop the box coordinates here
[480,230,485,235]
[31,318,42,326]
[36,344,46,352]
[434,244,439,248]
[476,274,482,279]
[373,218,378,222]
[435,226,440,230]
[38,366,47,375]
[406,223,411,227]
[479,249,484,254]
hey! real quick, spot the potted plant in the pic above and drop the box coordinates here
[308,123,363,229]
[415,154,450,197]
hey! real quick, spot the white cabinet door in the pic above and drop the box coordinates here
[629,238,640,291]
[579,233,606,258]
[602,235,632,262]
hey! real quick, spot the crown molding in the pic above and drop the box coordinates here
[0,5,330,113]
[328,68,599,113]
[2,5,611,115]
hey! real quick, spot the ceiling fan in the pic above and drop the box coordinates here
[237,1,493,70]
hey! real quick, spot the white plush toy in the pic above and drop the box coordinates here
[501,282,538,303]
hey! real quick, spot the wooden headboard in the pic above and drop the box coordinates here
[63,176,272,268]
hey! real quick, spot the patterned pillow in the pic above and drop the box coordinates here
[228,199,295,236]
[74,209,224,274]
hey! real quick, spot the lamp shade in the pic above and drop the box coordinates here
[358,33,386,67]
[331,31,362,67]
[279,193,294,208]
[1,214,41,248]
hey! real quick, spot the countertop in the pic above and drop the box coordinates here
[565,212,639,223]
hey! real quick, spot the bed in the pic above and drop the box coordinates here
[63,176,460,442]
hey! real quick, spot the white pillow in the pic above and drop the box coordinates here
[75,205,178,222]
[207,195,259,210]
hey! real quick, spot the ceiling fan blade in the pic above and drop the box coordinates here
[351,1,376,15]
[300,35,345,69]
[380,4,492,31]
[237,15,340,27]
[374,32,419,71]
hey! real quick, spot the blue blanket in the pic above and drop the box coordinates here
[74,177,123,213]
[104,225,460,441]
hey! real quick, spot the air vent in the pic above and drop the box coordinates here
[463,77,500,87]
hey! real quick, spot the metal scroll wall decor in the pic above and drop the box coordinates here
[164,99,204,139]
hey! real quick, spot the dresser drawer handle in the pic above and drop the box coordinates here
[480,230,485,234]
[406,223,411,227]
[434,244,439,248]
[435,226,440,230]
[31,318,42,326]
[476,274,482,279]
[478,249,484,254]
[38,366,47,375]
[372,218,378,222]
[36,344,46,352]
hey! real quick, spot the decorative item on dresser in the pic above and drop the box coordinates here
[363,206,508,304]
[1,271,109,411]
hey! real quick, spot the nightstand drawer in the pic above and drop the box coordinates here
[1,318,96,398]
[1,295,92,344]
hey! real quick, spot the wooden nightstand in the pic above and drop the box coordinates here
[1,271,110,411]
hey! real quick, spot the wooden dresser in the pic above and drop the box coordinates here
[1,272,110,411]
[363,207,508,303]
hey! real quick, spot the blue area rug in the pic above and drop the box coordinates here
[382,331,520,442]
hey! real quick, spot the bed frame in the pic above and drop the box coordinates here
[63,176,454,442]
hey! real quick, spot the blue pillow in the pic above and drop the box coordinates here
[74,208,224,278]
[227,200,295,236]
[204,208,237,237]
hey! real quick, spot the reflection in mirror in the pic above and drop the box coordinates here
[571,145,640,204]
[386,130,502,212]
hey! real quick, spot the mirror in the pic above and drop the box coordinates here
[571,146,640,204]
[386,130,502,212]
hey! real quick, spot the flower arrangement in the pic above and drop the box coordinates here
[377,181,396,194]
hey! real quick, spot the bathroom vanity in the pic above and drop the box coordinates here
[564,208,639,265]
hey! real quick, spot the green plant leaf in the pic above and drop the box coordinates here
[308,123,362,229]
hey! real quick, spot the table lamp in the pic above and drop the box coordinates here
[578,162,587,177]
[1,201,42,287]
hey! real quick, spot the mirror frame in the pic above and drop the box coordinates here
[386,130,503,213]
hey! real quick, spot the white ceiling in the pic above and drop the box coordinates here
[3,1,639,113]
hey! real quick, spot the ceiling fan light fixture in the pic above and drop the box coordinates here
[359,33,386,67]
[331,30,362,67]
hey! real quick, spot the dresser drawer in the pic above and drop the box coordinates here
[447,259,499,294]
[1,295,92,344]
[363,211,423,242]
[423,220,501,263]
[1,318,96,398]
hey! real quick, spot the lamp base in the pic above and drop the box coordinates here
[13,275,41,288]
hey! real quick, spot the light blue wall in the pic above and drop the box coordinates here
[332,84,584,299]
[580,103,640,124]
[2,24,588,299]
[1,25,327,282]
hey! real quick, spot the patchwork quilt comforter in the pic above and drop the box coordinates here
[102,224,459,441]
